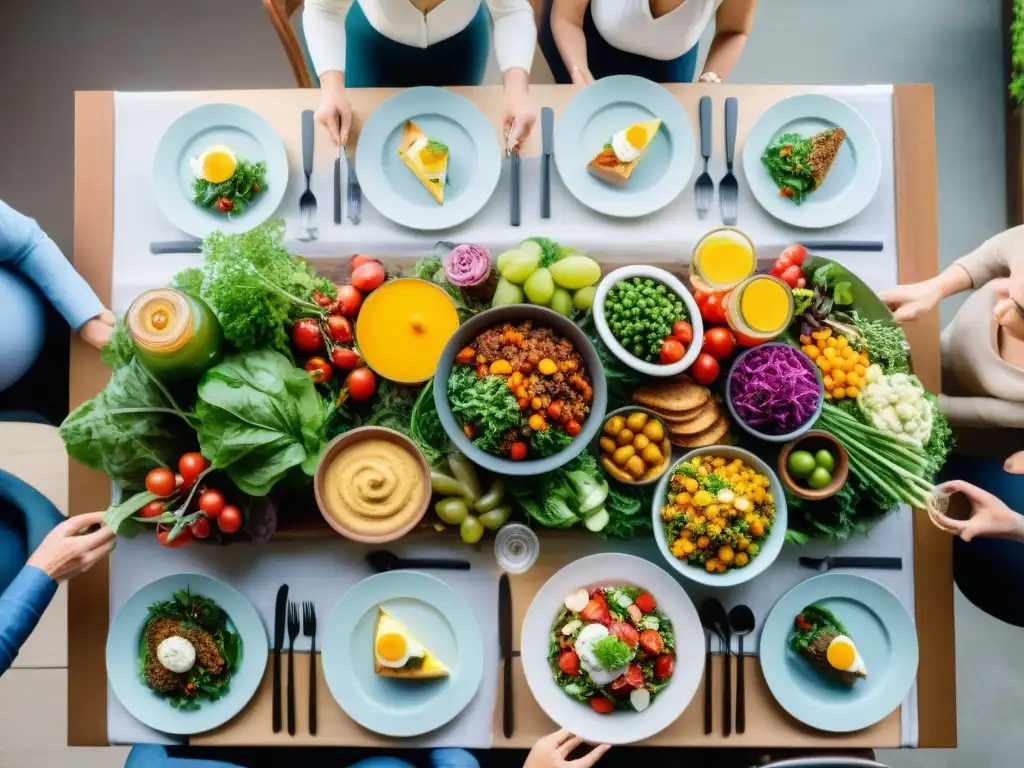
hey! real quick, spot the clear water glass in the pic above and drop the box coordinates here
[494,523,540,574]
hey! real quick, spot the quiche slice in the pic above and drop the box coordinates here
[398,120,448,205]
[807,127,847,189]
[587,119,662,186]
[373,608,449,679]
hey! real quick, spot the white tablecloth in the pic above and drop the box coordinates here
[107,85,917,747]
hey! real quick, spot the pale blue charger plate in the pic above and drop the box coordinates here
[321,571,484,737]
[554,75,695,217]
[105,573,268,736]
[759,573,918,733]
[152,103,289,238]
[742,94,881,229]
[355,87,501,231]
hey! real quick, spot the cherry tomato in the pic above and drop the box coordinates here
[198,489,225,519]
[190,517,212,539]
[779,264,805,288]
[733,330,768,348]
[580,594,609,624]
[639,629,663,655]
[509,441,528,461]
[769,261,788,278]
[589,696,615,714]
[693,289,710,307]
[690,353,720,386]
[178,453,209,488]
[564,419,582,437]
[334,285,363,317]
[779,243,808,267]
[346,367,377,401]
[700,293,728,325]
[351,254,378,271]
[305,356,333,384]
[654,654,675,680]
[702,327,736,360]
[140,500,165,518]
[214,197,233,212]
[217,505,243,534]
[327,315,353,344]
[292,318,323,353]
[659,337,686,365]
[634,592,656,613]
[610,620,639,648]
[608,675,633,695]
[558,651,580,676]
[145,468,175,497]
[313,290,333,308]
[331,347,362,370]
[156,523,193,548]
[351,261,386,292]
[624,664,644,688]
[672,320,693,345]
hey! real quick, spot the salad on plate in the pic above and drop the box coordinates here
[549,585,674,714]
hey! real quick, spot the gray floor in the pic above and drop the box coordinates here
[0,0,1018,765]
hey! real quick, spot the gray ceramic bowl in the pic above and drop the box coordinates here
[725,343,824,444]
[433,305,608,476]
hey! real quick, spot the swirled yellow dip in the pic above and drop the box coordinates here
[321,439,427,537]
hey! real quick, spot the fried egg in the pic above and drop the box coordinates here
[374,612,426,669]
[404,137,448,184]
[189,145,237,184]
[826,635,867,675]
[610,122,655,164]
[156,635,196,674]
[575,623,627,686]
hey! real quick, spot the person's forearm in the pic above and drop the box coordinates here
[503,67,530,95]
[550,15,590,83]
[320,70,346,94]
[927,264,974,301]
[0,566,57,676]
[701,32,748,80]
[1015,515,1024,542]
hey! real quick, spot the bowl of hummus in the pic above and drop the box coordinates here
[314,427,432,543]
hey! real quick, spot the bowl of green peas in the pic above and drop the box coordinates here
[593,265,704,377]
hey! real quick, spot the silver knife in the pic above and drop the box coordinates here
[334,144,343,225]
[799,556,902,571]
[540,107,554,219]
[272,584,289,733]
[150,240,201,255]
[344,145,361,225]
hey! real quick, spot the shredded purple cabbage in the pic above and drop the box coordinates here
[729,345,821,434]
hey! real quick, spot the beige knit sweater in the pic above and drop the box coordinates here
[940,226,1024,429]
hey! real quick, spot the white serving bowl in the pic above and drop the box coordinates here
[520,553,704,745]
[652,446,788,588]
[593,265,704,378]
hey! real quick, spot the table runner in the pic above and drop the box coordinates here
[107,85,917,747]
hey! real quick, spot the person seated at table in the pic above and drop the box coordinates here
[0,200,114,396]
[880,225,1024,448]
[303,0,538,150]
[539,0,757,86]
[0,511,114,676]
[125,729,611,768]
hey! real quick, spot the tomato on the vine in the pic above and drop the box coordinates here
[178,453,209,488]
[156,524,193,548]
[331,348,362,370]
[217,505,243,534]
[702,327,736,360]
[334,285,363,317]
[145,468,175,497]
[198,489,225,519]
[327,315,353,344]
[292,318,323,353]
[690,353,720,385]
[140,500,165,518]
[305,356,333,384]
[190,517,212,539]
[346,367,377,401]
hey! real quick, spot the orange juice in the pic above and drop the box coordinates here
[355,279,459,383]
[692,228,756,291]
[727,275,794,340]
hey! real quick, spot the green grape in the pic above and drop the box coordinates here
[524,267,556,305]
[478,503,513,531]
[502,251,541,284]
[573,285,597,310]
[550,287,574,316]
[460,514,484,544]
[549,255,601,289]
[435,497,469,525]
[492,277,525,307]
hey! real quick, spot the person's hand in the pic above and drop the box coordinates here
[991,278,1024,342]
[315,73,353,146]
[27,511,116,582]
[80,310,115,350]
[503,81,537,153]
[524,729,610,768]
[932,480,1024,542]
[878,280,940,323]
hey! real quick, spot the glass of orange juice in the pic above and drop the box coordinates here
[726,274,794,341]
[691,228,756,292]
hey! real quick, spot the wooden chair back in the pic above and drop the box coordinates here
[263,0,316,88]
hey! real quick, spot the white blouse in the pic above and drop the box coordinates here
[303,0,536,77]
[591,0,723,61]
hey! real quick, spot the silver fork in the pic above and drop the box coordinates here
[300,110,318,240]
[302,601,317,735]
[719,97,739,225]
[694,96,714,218]
[286,601,299,735]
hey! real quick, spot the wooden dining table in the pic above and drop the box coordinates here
[67,83,954,750]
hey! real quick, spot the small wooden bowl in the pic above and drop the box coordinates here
[777,430,849,501]
[593,406,673,486]
[313,427,431,543]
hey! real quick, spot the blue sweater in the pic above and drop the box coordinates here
[0,566,57,675]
